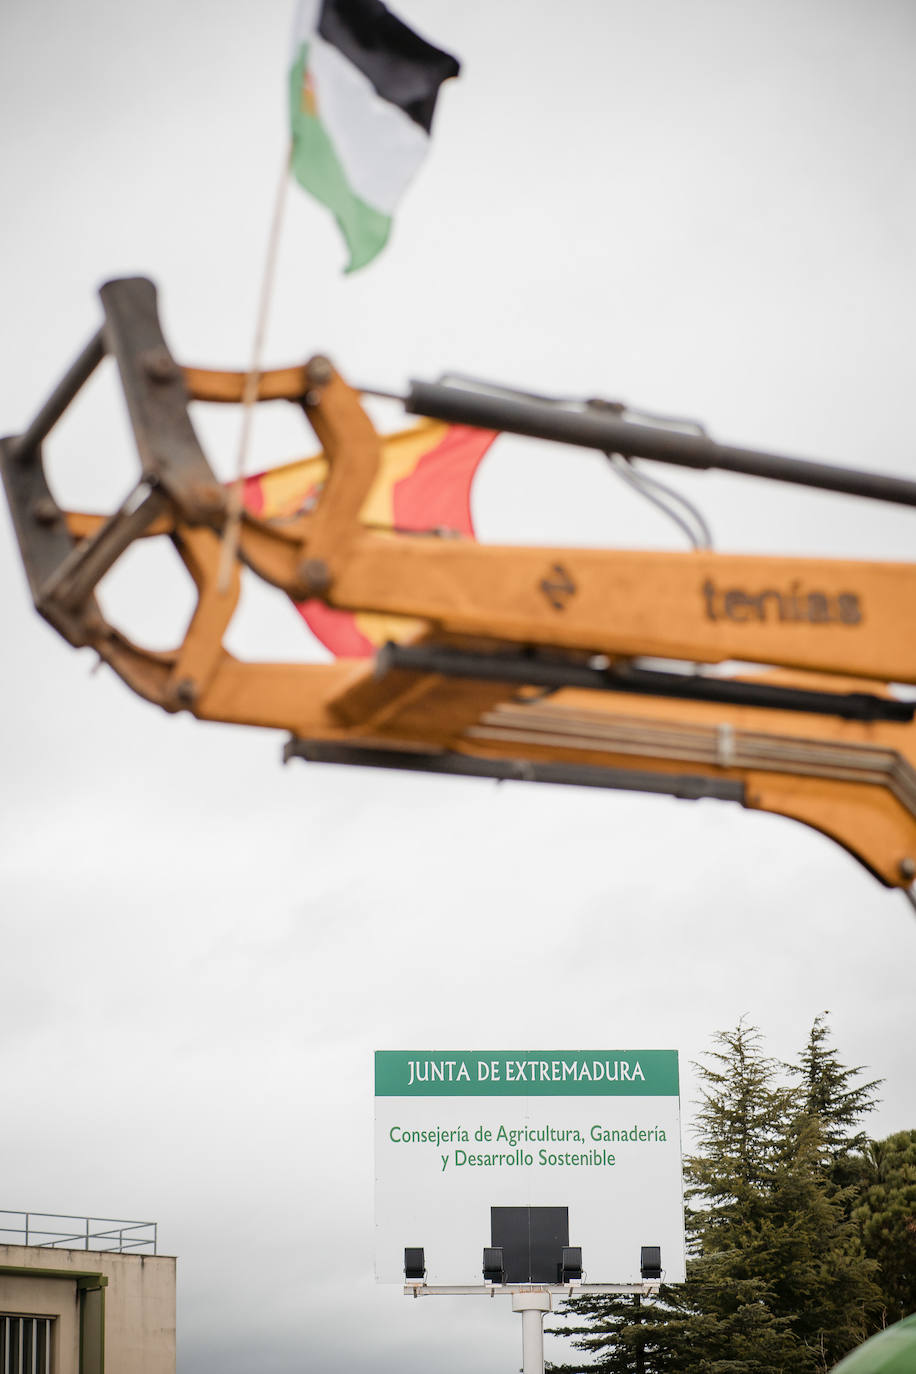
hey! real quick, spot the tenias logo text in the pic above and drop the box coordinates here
[701,580,862,626]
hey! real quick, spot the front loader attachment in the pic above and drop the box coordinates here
[5,276,916,897]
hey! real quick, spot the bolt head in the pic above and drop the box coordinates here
[188,483,226,518]
[307,356,333,386]
[297,557,332,596]
[173,678,197,707]
[32,497,59,526]
[142,348,177,383]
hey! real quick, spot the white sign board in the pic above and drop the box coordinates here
[375,1049,685,1284]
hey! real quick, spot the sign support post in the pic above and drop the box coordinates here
[404,1283,660,1374]
[512,1290,550,1374]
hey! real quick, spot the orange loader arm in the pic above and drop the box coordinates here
[4,276,916,897]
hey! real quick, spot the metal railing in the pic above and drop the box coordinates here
[0,1210,157,1254]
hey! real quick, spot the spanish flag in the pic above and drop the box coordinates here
[242,420,496,656]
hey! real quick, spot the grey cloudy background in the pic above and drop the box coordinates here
[1,1,915,1370]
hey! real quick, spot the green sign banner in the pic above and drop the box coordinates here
[375,1050,679,1097]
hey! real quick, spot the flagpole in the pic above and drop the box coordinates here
[218,141,293,593]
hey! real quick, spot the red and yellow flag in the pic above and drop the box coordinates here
[242,419,497,656]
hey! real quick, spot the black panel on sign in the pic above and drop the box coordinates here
[491,1206,569,1282]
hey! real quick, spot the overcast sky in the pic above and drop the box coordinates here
[2,2,915,1371]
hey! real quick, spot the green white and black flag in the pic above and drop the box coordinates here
[289,0,460,271]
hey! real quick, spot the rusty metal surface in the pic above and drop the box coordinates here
[99,277,221,518]
[0,434,100,646]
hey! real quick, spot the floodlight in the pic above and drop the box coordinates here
[404,1247,426,1281]
[482,1246,505,1283]
[560,1246,582,1282]
[640,1246,662,1280]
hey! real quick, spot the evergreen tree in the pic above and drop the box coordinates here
[675,1021,876,1372]
[548,1292,661,1374]
[550,1021,881,1374]
[789,1013,881,1193]
[551,1022,806,1373]
[549,1279,800,1374]
[760,1110,878,1367]
[779,1015,884,1360]
[853,1130,916,1327]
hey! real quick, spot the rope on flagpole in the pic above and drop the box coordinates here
[218,142,293,593]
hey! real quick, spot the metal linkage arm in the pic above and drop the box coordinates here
[404,380,916,509]
[6,277,916,898]
[375,643,915,725]
[97,278,225,520]
[11,329,106,465]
